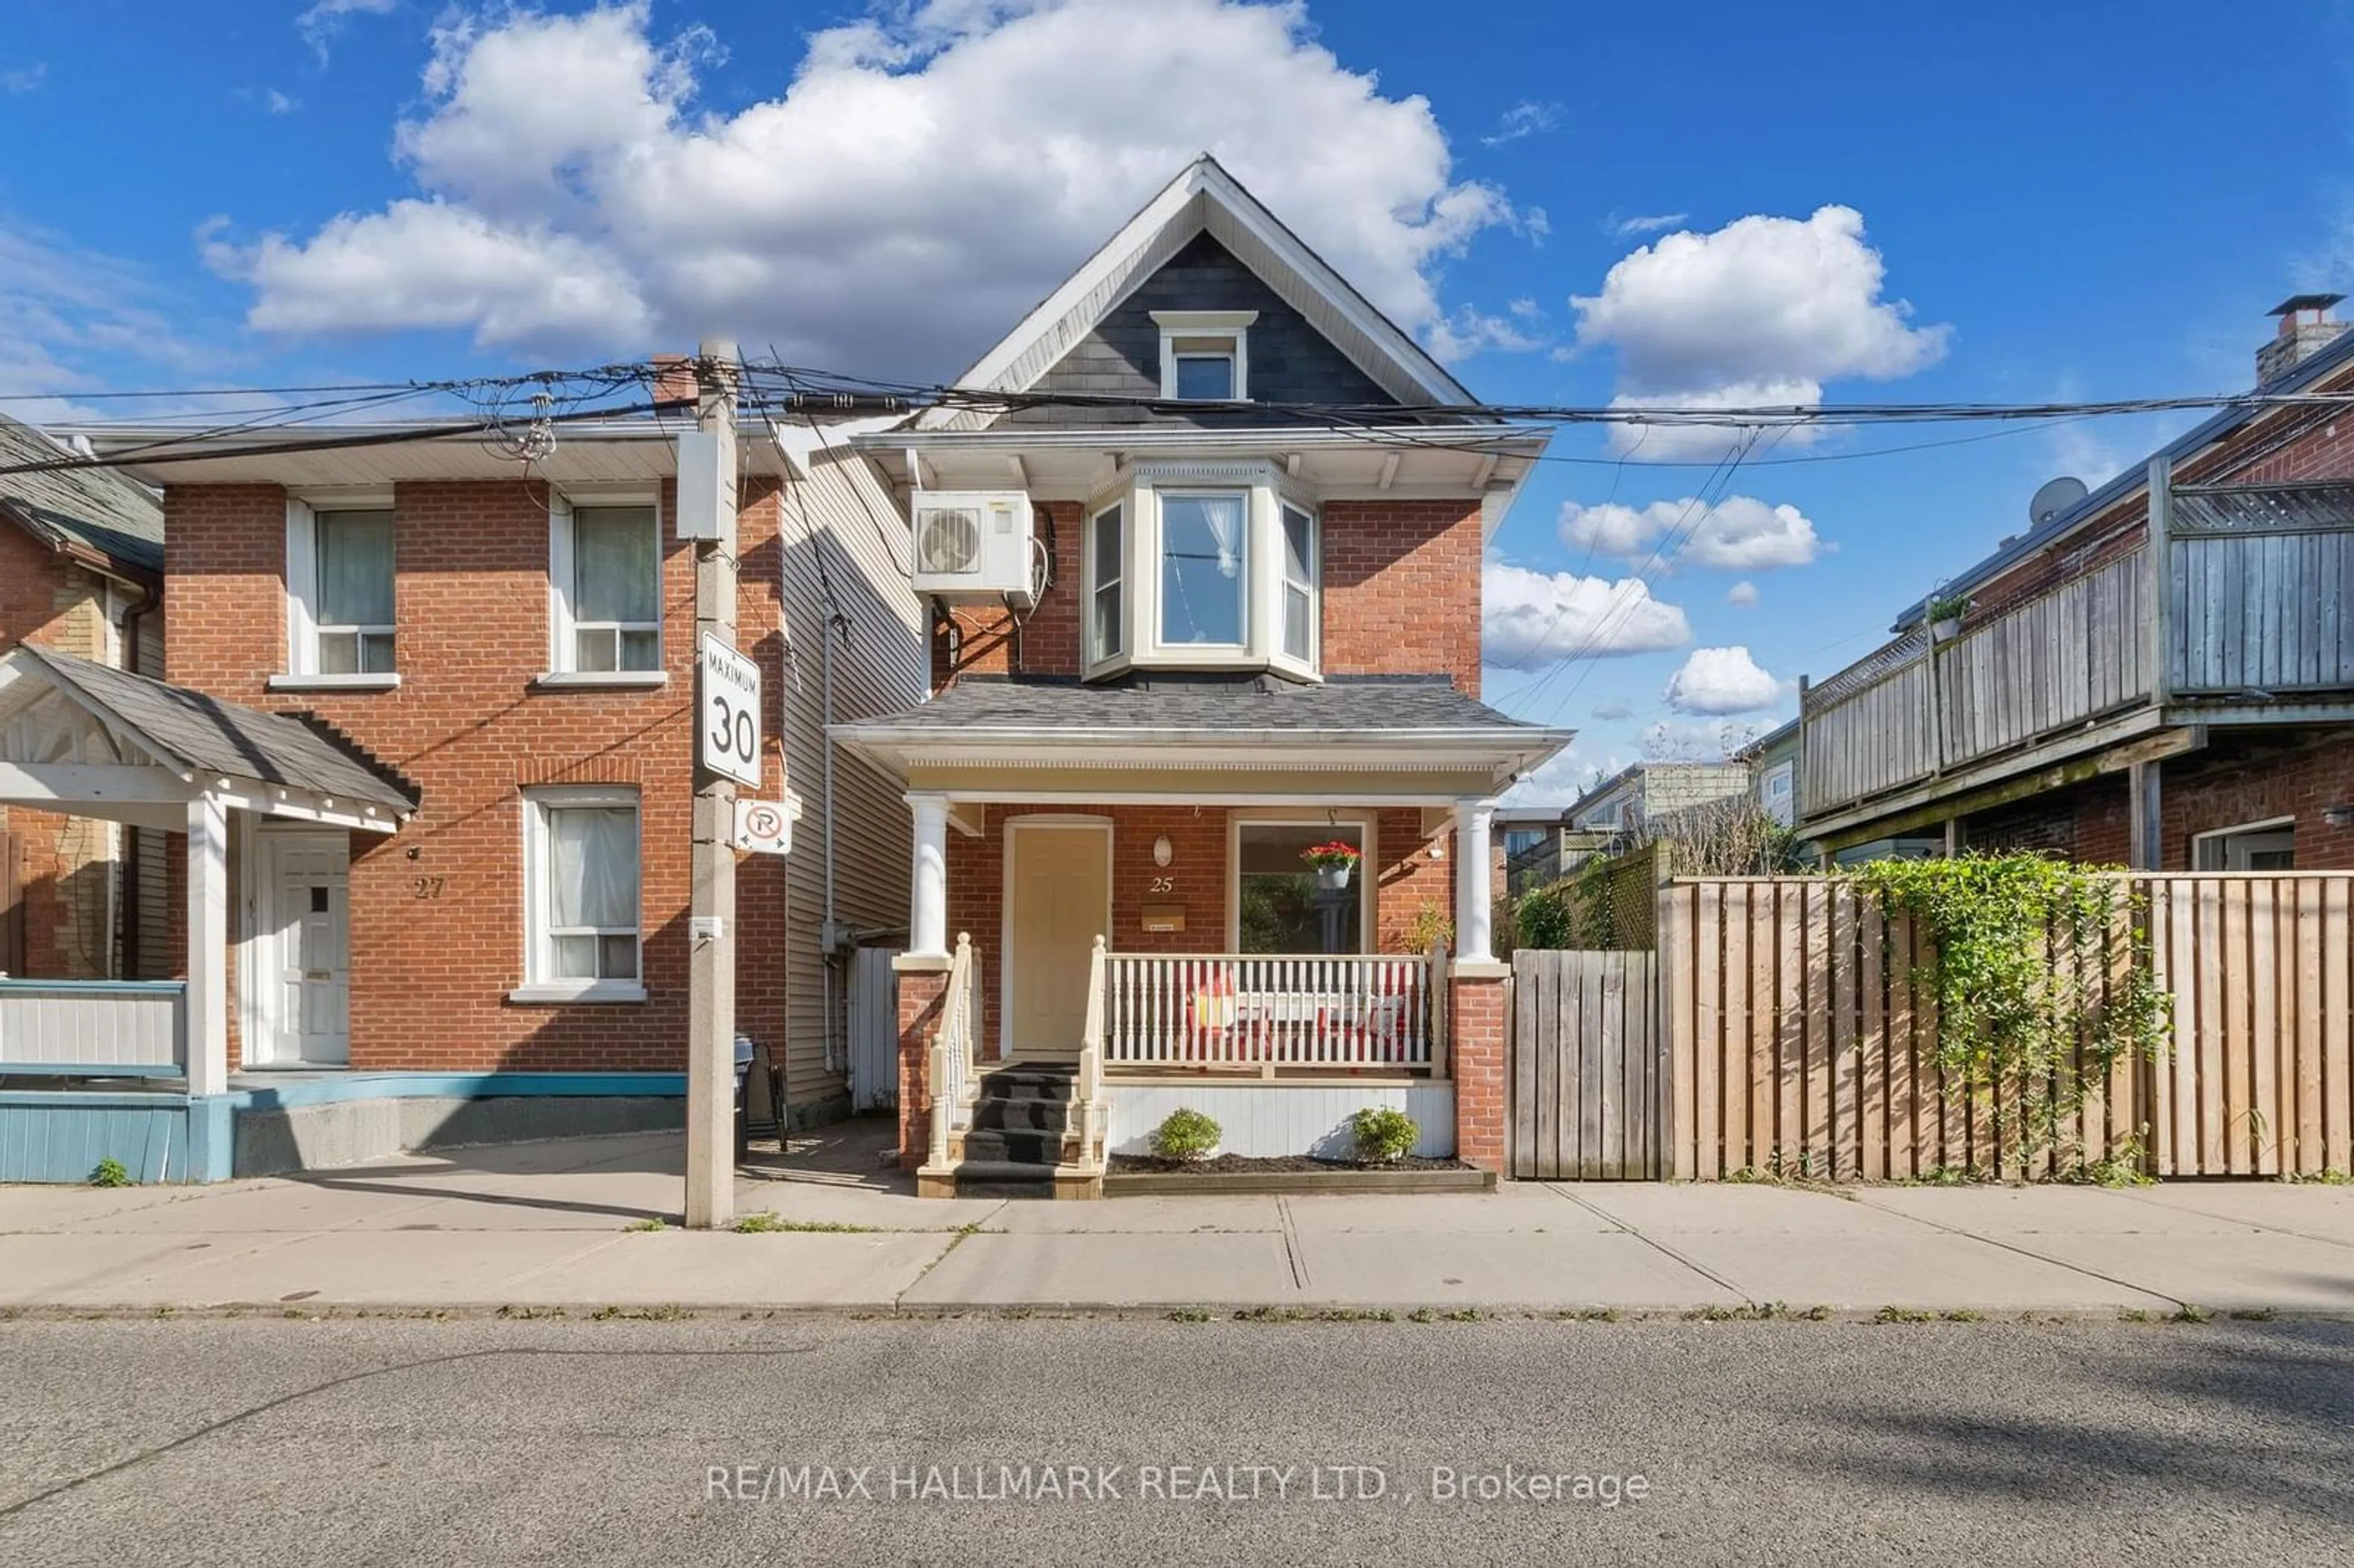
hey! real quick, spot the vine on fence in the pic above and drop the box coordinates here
[1851,854,2171,1174]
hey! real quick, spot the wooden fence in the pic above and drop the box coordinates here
[1655,874,2354,1181]
[1510,950,1659,1179]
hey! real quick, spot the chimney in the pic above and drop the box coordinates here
[649,352,700,408]
[2257,294,2348,384]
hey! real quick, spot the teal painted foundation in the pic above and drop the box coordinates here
[0,1073,687,1185]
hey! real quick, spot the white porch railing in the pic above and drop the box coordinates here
[925,933,981,1169]
[1075,937,1107,1168]
[1101,951,1438,1072]
[0,980,186,1073]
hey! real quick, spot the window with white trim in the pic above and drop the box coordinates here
[550,500,661,676]
[1089,500,1124,658]
[1236,821,1366,955]
[522,786,642,999]
[1152,310,1255,402]
[284,503,395,680]
[2193,817,2296,870]
[1158,491,1249,648]
[1080,464,1319,680]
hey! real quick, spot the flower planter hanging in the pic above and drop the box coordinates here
[1302,839,1361,892]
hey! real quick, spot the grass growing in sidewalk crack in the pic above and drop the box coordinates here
[496,1304,566,1320]
[732,1213,883,1234]
[2171,1305,2212,1324]
[2230,1307,2277,1322]
[624,1217,669,1232]
[1876,1306,1934,1323]
[1165,1308,1212,1323]
[1688,1302,1803,1322]
[592,1304,692,1321]
[1556,1307,1622,1322]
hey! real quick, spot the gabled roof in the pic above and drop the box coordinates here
[0,414,164,577]
[1,644,417,818]
[918,154,1481,430]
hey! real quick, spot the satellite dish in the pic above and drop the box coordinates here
[2029,476,2089,528]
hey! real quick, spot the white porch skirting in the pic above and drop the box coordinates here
[1105,1081,1455,1160]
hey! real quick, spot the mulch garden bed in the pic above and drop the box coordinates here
[1110,1153,1474,1174]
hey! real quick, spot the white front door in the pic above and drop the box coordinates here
[260,831,350,1067]
[1004,821,1110,1062]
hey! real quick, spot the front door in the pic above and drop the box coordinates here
[1004,821,1110,1061]
[261,831,350,1067]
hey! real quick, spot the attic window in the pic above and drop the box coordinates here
[1153,310,1257,402]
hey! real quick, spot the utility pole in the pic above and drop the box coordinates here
[684,338,739,1229]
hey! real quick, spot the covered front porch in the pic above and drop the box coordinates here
[833,675,1567,1194]
[0,644,415,1180]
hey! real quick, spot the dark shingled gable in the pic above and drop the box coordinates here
[850,672,1545,734]
[992,232,1409,430]
[0,414,165,575]
[18,644,418,813]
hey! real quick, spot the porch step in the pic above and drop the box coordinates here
[949,1065,1083,1195]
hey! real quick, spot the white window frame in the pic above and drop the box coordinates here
[2191,815,2297,872]
[1152,310,1256,402]
[1080,463,1320,682]
[1225,811,1377,956]
[543,492,666,688]
[275,493,400,691]
[1085,497,1127,670]
[513,785,646,1004]
[1278,500,1318,668]
[1761,760,1796,827]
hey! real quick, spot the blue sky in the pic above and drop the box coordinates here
[2,0,2350,801]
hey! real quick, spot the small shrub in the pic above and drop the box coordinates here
[88,1157,131,1188]
[1350,1106,1418,1163]
[1151,1108,1221,1163]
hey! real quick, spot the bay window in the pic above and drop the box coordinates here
[1081,463,1320,680]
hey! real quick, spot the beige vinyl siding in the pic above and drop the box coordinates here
[775,443,927,1116]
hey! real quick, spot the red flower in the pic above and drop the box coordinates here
[1301,840,1362,869]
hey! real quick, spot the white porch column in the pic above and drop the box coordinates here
[1453,797,1496,965]
[907,792,951,960]
[184,794,230,1098]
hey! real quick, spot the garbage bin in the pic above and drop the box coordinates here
[733,1033,755,1163]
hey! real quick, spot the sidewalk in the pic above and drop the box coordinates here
[6,1121,2353,1317]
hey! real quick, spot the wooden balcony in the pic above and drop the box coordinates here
[1800,478,2354,832]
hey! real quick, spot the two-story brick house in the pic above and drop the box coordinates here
[1797,297,2354,870]
[831,157,1570,1195]
[7,388,926,1178]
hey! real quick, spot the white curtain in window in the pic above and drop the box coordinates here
[1202,493,1243,579]
[316,511,392,626]
[549,807,638,929]
[574,508,657,623]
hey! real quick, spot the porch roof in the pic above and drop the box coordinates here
[0,644,417,831]
[832,673,1571,791]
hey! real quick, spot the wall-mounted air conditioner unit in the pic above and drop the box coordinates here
[910,490,1038,607]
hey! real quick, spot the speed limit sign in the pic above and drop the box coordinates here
[698,634,763,787]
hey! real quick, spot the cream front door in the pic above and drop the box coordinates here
[262,832,350,1067]
[1004,823,1110,1061]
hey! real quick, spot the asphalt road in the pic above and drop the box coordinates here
[2,1314,2349,1566]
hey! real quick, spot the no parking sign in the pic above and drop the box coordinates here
[733,794,802,856]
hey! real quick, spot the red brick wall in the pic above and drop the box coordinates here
[931,497,1484,695]
[1451,975,1507,1170]
[2162,733,2354,869]
[161,479,791,1076]
[896,966,946,1171]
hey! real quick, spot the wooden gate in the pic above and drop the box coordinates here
[848,945,901,1111]
[1510,950,1661,1179]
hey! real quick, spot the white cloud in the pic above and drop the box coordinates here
[1640,717,1768,761]
[1497,745,1617,810]
[1483,100,1560,147]
[1427,303,1546,363]
[226,0,1522,368]
[1574,205,1948,458]
[1663,645,1786,715]
[1556,493,1825,571]
[0,223,223,421]
[1,63,45,95]
[1482,558,1691,666]
[1602,210,1686,239]
[265,89,299,115]
[1726,580,1759,606]
[298,0,397,63]
[1591,701,1633,722]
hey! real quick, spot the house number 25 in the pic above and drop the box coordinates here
[1147,876,1175,894]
